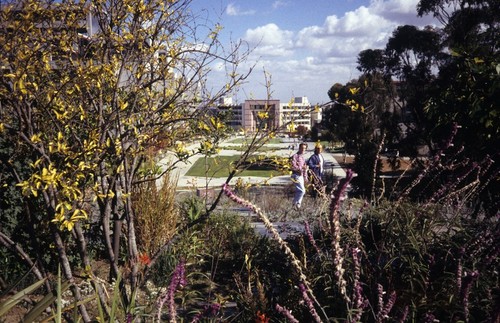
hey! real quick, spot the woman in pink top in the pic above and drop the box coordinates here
[291,143,308,209]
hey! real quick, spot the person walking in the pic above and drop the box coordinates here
[290,142,308,209]
[307,143,325,198]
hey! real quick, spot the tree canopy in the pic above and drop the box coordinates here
[0,0,252,319]
[323,0,498,202]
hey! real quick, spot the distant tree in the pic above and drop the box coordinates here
[296,124,308,137]
[357,49,386,75]
[310,124,321,142]
[324,76,394,198]
[356,52,403,146]
[323,104,357,152]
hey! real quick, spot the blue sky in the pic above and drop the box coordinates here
[191,0,441,104]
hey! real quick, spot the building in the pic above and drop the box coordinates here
[310,103,322,128]
[214,96,321,134]
[214,97,243,130]
[242,99,280,132]
[280,96,313,131]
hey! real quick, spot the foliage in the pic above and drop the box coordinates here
[0,278,47,318]
[425,49,499,160]
[218,166,499,322]
[148,199,268,321]
[0,131,58,290]
[0,0,251,320]
[0,0,498,321]
[147,158,498,321]
[326,0,498,203]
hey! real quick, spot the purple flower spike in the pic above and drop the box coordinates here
[275,304,299,323]
[157,259,187,322]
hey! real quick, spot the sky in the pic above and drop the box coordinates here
[191,0,441,105]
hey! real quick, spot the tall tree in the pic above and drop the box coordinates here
[419,0,499,215]
[348,0,498,207]
[0,0,251,319]
[417,0,499,159]
[384,25,444,153]
[357,49,386,75]
[325,74,395,198]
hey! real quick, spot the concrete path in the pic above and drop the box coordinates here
[158,139,347,190]
[156,138,351,240]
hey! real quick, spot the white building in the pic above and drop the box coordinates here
[280,97,313,130]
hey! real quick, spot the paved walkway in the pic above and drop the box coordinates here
[158,139,347,190]
[157,139,350,239]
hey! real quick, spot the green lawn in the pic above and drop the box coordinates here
[219,145,283,152]
[185,155,288,178]
[185,138,332,178]
[227,137,285,144]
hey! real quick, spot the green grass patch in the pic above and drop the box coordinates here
[185,155,288,178]
[219,145,283,152]
[227,137,285,144]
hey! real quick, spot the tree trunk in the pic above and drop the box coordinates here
[73,223,109,318]
[51,225,91,322]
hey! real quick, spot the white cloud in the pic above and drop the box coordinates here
[342,7,390,35]
[216,0,442,103]
[295,6,392,60]
[229,54,359,103]
[236,6,394,101]
[226,3,256,16]
[371,0,419,14]
[272,1,289,9]
[243,23,295,57]
[370,0,439,26]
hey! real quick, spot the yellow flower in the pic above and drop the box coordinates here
[257,111,269,119]
[198,121,210,131]
[31,134,41,143]
[201,141,213,151]
[349,87,360,95]
[210,117,225,130]
[175,142,187,154]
